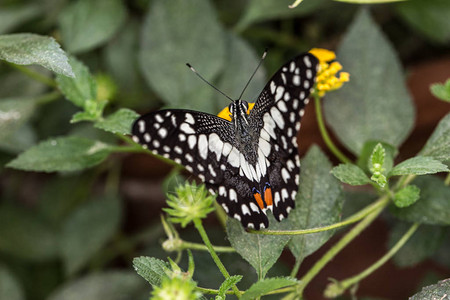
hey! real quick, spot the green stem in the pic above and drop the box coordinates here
[329,222,419,296]
[36,90,61,105]
[296,195,389,297]
[290,258,302,278]
[178,239,235,253]
[7,62,57,87]
[214,201,228,229]
[314,94,351,164]
[249,196,387,235]
[193,218,241,298]
[444,173,450,186]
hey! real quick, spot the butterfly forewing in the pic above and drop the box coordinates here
[131,52,319,230]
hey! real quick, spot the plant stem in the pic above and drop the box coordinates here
[249,195,387,235]
[445,173,450,186]
[330,222,419,296]
[214,201,228,229]
[7,62,58,87]
[290,258,302,278]
[193,218,241,298]
[296,195,389,297]
[179,240,235,253]
[314,94,351,164]
[36,90,61,105]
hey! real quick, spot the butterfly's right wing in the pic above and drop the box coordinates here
[249,53,319,221]
[132,110,269,229]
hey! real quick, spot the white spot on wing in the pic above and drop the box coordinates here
[155,114,163,123]
[158,128,167,138]
[180,123,195,134]
[241,204,250,216]
[185,113,195,124]
[277,100,288,112]
[138,120,145,133]
[229,189,237,202]
[188,135,196,149]
[275,86,285,101]
[270,81,276,94]
[198,134,208,160]
[270,107,285,129]
[250,202,260,213]
[304,56,312,68]
[227,147,240,168]
[281,168,291,183]
[293,75,301,86]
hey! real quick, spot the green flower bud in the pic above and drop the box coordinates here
[163,182,215,227]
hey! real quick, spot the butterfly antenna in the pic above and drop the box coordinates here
[237,48,268,100]
[186,63,234,102]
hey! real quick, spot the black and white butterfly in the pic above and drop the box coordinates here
[132,52,319,230]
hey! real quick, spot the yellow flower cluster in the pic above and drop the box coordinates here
[309,48,350,97]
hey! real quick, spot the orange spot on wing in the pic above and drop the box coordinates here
[264,187,273,206]
[253,192,265,210]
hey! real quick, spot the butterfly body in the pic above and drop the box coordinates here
[132,53,319,229]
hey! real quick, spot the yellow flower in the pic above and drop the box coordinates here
[309,48,350,97]
[217,102,255,121]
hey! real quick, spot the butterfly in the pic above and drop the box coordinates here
[131,52,319,230]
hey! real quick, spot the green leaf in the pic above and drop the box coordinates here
[0,97,36,142]
[369,143,387,187]
[0,124,36,154]
[0,264,25,300]
[430,79,450,102]
[0,205,58,262]
[226,214,291,279]
[132,256,170,287]
[139,0,226,113]
[0,33,74,77]
[60,195,121,276]
[331,164,371,185]
[369,143,385,172]
[241,277,298,300]
[389,223,446,267]
[396,0,450,44]
[7,136,113,172]
[389,156,449,177]
[420,113,450,164]
[58,0,127,54]
[288,146,344,262]
[323,9,414,155]
[216,275,242,300]
[212,32,267,112]
[393,185,420,208]
[94,108,139,135]
[0,4,42,34]
[409,278,450,300]
[357,140,397,173]
[390,176,450,225]
[56,56,97,108]
[104,21,152,109]
[236,0,327,31]
[47,271,146,300]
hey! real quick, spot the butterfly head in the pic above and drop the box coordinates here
[228,100,251,120]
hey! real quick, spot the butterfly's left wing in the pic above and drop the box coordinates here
[249,52,319,221]
[131,110,270,229]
